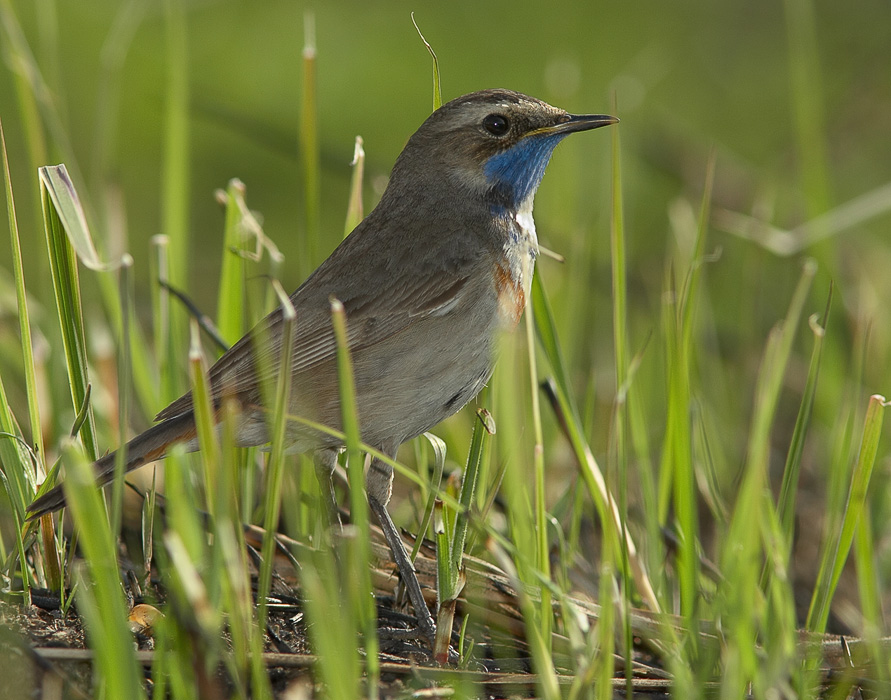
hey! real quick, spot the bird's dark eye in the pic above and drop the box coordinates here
[482,113,510,136]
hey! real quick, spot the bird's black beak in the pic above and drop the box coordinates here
[532,113,619,137]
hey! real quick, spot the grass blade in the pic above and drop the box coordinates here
[257,282,296,631]
[0,377,37,597]
[434,409,494,662]
[330,296,379,692]
[669,156,714,644]
[451,409,494,573]
[777,286,831,544]
[300,11,320,273]
[524,292,551,650]
[344,136,365,236]
[61,442,145,699]
[39,165,98,462]
[187,319,220,516]
[1,119,45,598]
[162,0,189,290]
[411,432,446,561]
[2,119,44,466]
[109,254,134,537]
[216,179,251,345]
[302,548,362,700]
[38,164,113,271]
[151,234,179,407]
[608,99,634,691]
[806,394,886,634]
[533,274,660,614]
[411,13,442,110]
[853,499,888,683]
[160,0,189,401]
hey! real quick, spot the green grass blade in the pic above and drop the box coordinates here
[257,282,295,632]
[671,157,714,643]
[61,442,146,699]
[160,0,189,401]
[330,296,379,690]
[533,273,660,614]
[524,294,551,650]
[757,490,800,693]
[182,311,241,697]
[216,179,251,345]
[660,267,698,632]
[435,406,495,661]
[218,398,271,699]
[1,120,44,597]
[451,409,493,572]
[806,393,886,634]
[608,101,635,691]
[300,11,320,273]
[344,136,365,236]
[1,119,44,466]
[38,164,114,271]
[0,381,36,598]
[162,0,189,290]
[610,104,629,395]
[595,559,617,700]
[411,431,446,561]
[853,500,888,683]
[777,286,831,544]
[411,13,442,110]
[302,548,362,700]
[187,319,220,517]
[332,296,368,545]
[433,498,456,664]
[39,166,98,461]
[151,235,180,406]
[109,254,134,537]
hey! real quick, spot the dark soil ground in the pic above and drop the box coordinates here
[1,507,885,699]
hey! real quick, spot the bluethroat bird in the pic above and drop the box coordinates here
[29,89,617,643]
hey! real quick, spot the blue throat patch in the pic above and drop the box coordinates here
[483,133,567,210]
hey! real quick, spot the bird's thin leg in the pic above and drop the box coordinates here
[313,448,342,530]
[366,453,437,643]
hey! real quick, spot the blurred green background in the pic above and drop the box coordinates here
[2,0,887,297]
[2,0,891,597]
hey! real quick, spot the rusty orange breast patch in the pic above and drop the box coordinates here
[494,260,526,328]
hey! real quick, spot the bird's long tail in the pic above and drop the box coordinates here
[26,411,198,520]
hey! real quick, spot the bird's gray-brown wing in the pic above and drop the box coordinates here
[155,261,475,422]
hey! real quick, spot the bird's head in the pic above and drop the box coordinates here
[388,89,617,213]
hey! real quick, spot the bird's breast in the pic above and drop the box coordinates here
[493,204,539,329]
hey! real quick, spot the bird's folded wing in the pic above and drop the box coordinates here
[154,271,471,422]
